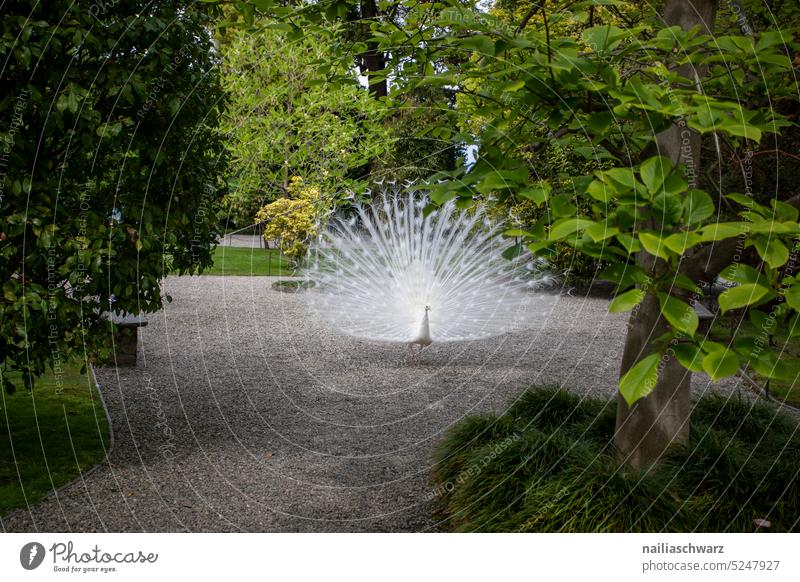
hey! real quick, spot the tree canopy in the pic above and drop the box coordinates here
[0,1,227,392]
[219,21,389,228]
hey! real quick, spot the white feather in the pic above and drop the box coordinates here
[305,192,555,343]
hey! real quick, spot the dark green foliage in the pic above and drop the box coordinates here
[690,396,796,446]
[504,386,607,432]
[432,387,800,532]
[372,87,462,185]
[431,415,514,489]
[519,455,693,533]
[1,1,227,391]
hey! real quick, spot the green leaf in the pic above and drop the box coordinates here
[602,167,637,190]
[586,180,612,202]
[460,35,496,57]
[653,193,682,225]
[616,233,641,254]
[784,285,800,312]
[608,288,645,313]
[582,24,627,55]
[600,263,649,288]
[727,192,765,212]
[747,221,800,235]
[720,117,762,142]
[789,313,800,338]
[672,343,705,373]
[518,182,551,205]
[477,169,527,193]
[683,190,715,225]
[640,156,673,194]
[585,222,619,242]
[659,174,688,198]
[550,194,577,217]
[672,274,702,294]
[753,237,789,268]
[719,264,765,285]
[701,340,728,354]
[619,352,662,406]
[717,283,770,314]
[587,112,614,135]
[770,199,799,222]
[528,241,553,254]
[755,31,786,52]
[699,222,749,241]
[549,218,595,240]
[502,243,526,260]
[663,232,701,254]
[702,349,740,381]
[638,232,670,260]
[501,79,526,92]
[67,91,79,113]
[658,293,698,336]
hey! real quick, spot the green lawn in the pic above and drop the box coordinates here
[0,364,110,516]
[203,246,294,276]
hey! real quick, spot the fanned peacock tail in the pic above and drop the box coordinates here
[305,192,556,343]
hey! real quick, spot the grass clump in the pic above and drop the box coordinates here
[271,279,315,292]
[431,387,800,532]
[0,364,110,516]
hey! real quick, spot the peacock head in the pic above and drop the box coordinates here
[425,305,431,313]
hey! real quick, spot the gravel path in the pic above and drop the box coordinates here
[2,276,739,532]
[219,234,265,248]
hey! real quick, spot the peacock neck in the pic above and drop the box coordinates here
[420,311,430,337]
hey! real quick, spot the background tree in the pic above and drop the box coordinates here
[219,21,389,228]
[371,86,463,185]
[282,0,466,187]
[0,1,227,392]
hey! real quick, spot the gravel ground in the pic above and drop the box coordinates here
[2,276,741,532]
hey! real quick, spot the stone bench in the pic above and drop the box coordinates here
[694,301,714,335]
[105,310,147,367]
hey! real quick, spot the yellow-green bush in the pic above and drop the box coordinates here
[254,177,322,263]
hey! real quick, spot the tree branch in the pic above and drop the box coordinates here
[515,3,544,35]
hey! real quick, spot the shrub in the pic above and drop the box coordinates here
[255,177,322,263]
[432,387,800,532]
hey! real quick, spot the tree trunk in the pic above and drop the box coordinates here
[359,0,388,99]
[614,0,719,469]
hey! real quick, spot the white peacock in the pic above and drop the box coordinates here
[305,193,557,353]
